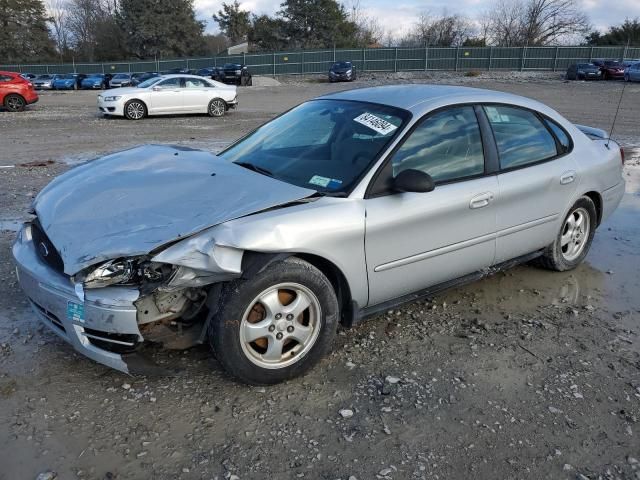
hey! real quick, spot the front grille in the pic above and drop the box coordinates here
[31,300,66,332]
[83,328,139,354]
[31,220,65,273]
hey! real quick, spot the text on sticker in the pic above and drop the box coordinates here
[353,113,398,135]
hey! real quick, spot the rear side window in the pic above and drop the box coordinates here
[543,118,571,153]
[0,75,13,82]
[391,106,485,183]
[484,106,557,169]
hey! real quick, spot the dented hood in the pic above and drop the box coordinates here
[34,145,315,274]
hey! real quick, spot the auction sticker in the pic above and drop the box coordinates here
[67,301,85,323]
[309,175,331,187]
[353,113,398,135]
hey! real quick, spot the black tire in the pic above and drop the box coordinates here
[207,98,226,117]
[246,76,252,86]
[124,99,147,120]
[208,257,339,385]
[536,196,597,271]
[4,94,26,112]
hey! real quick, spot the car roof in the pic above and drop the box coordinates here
[0,71,20,77]
[319,84,548,115]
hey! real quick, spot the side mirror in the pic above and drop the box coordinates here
[392,169,435,193]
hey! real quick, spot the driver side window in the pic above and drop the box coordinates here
[157,78,182,89]
[391,106,485,183]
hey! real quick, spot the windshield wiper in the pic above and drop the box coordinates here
[234,161,274,178]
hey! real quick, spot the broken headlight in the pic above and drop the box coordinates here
[82,259,135,288]
[79,258,174,289]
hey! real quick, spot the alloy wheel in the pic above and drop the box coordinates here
[5,95,25,112]
[209,99,225,117]
[126,102,145,120]
[239,283,321,369]
[560,207,590,261]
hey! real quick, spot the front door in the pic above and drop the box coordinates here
[365,105,498,306]
[148,77,184,114]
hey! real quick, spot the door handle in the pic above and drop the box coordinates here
[560,171,576,185]
[469,192,494,209]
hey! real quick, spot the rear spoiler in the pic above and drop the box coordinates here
[575,124,608,140]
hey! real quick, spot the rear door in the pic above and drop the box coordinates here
[183,77,210,113]
[364,105,498,305]
[484,105,578,263]
[147,77,184,114]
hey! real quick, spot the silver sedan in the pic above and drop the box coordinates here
[13,85,625,384]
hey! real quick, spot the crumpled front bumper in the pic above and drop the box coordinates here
[12,224,142,374]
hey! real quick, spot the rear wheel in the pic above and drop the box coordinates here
[124,100,146,120]
[536,196,597,271]
[208,98,226,117]
[208,257,339,384]
[4,94,26,112]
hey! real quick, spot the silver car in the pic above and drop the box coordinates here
[12,85,625,384]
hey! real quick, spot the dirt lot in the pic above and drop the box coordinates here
[1,72,639,480]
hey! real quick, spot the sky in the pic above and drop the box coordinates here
[194,0,640,39]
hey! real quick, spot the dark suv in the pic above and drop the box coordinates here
[221,63,252,86]
[329,61,356,82]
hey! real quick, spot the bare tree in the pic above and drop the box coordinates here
[65,0,105,60]
[399,11,473,47]
[47,0,70,59]
[345,0,386,46]
[485,0,590,46]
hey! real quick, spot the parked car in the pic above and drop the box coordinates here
[131,72,160,86]
[196,66,225,83]
[329,61,356,82]
[624,62,640,82]
[13,85,625,384]
[52,73,86,90]
[20,73,37,80]
[221,63,252,86]
[81,73,110,90]
[32,74,58,90]
[0,71,38,111]
[599,60,625,80]
[109,73,133,88]
[565,63,601,80]
[162,67,193,75]
[97,74,237,120]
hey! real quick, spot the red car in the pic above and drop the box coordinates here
[599,61,625,80]
[0,71,39,112]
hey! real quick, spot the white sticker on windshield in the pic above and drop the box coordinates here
[309,175,331,187]
[353,113,398,135]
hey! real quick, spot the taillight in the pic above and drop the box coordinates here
[620,147,625,165]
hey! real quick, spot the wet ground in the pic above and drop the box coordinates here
[1,73,639,480]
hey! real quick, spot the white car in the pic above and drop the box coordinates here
[97,74,238,120]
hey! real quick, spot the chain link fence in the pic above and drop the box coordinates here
[2,45,639,76]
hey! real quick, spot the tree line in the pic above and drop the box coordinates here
[0,0,638,64]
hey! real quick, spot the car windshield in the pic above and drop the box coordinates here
[577,64,593,68]
[605,61,621,67]
[37,75,52,79]
[224,64,241,69]
[87,74,103,79]
[58,74,74,79]
[333,62,352,69]
[220,99,409,194]
[137,77,163,88]
[113,74,129,79]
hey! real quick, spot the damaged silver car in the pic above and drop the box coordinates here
[13,85,625,384]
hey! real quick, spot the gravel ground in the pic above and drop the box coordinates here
[1,72,639,480]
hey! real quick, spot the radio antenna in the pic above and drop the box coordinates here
[607,65,628,148]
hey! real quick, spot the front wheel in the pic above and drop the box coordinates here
[208,98,226,117]
[208,257,339,384]
[124,99,146,120]
[536,196,597,271]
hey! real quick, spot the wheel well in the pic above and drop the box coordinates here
[295,253,354,327]
[4,93,24,103]
[126,98,147,109]
[583,191,602,226]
